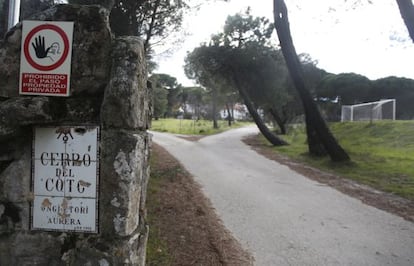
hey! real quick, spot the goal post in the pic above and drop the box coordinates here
[341,99,396,122]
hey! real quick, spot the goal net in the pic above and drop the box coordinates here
[341,99,396,122]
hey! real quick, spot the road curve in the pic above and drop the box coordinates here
[150,126,414,266]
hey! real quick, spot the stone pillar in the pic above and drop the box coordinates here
[98,36,150,265]
[0,4,150,266]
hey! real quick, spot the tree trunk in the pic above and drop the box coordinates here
[268,107,286,134]
[129,1,140,36]
[396,0,414,42]
[226,102,233,126]
[273,0,350,161]
[212,88,218,129]
[233,75,288,146]
[144,0,161,52]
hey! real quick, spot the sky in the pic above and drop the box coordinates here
[153,0,414,87]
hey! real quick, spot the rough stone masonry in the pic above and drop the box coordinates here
[0,4,151,265]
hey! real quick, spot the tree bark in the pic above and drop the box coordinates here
[226,102,233,126]
[396,0,414,42]
[212,88,218,129]
[233,75,288,146]
[268,107,286,134]
[273,0,350,161]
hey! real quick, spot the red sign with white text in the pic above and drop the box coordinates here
[21,73,68,94]
[19,21,73,96]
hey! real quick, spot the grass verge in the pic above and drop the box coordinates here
[146,148,173,266]
[266,120,414,200]
[151,118,251,135]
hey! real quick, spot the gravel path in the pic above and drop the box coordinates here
[151,126,414,266]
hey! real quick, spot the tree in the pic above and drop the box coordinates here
[214,11,328,136]
[181,86,206,120]
[149,73,182,118]
[149,74,170,119]
[185,43,288,145]
[68,0,188,68]
[372,76,414,119]
[185,11,301,143]
[184,51,222,128]
[314,73,372,120]
[228,54,288,145]
[273,0,350,161]
[315,73,414,120]
[217,8,275,48]
[264,53,326,133]
[316,73,372,105]
[235,47,291,134]
[266,85,301,134]
[110,0,187,51]
[208,11,289,144]
[395,0,414,42]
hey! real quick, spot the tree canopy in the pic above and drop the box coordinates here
[185,10,290,145]
[316,73,372,104]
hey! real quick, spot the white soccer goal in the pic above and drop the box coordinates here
[341,99,396,122]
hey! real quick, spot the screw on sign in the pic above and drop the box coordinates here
[19,21,74,97]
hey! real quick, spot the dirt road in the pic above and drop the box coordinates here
[151,126,414,266]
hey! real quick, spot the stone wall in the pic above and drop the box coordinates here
[0,4,150,265]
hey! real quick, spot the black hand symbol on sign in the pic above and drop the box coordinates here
[31,35,51,59]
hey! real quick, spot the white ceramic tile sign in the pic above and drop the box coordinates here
[31,126,99,233]
[19,20,74,96]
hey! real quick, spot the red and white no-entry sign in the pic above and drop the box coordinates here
[19,21,74,96]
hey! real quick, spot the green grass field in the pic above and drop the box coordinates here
[151,118,251,135]
[273,120,414,200]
